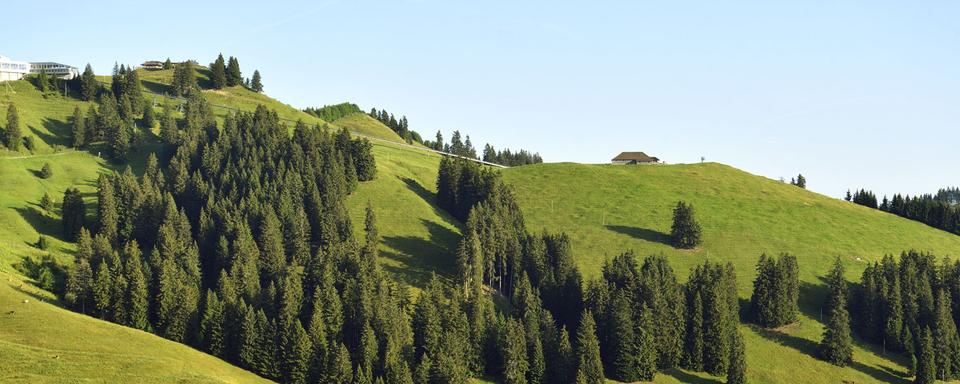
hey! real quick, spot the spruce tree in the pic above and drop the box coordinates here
[6,103,22,151]
[328,342,354,384]
[40,163,53,179]
[916,327,935,384]
[282,320,313,384]
[670,200,702,249]
[502,317,529,384]
[81,64,97,101]
[124,241,149,330]
[727,328,747,384]
[65,258,93,313]
[251,70,263,93]
[704,284,731,376]
[608,292,639,382]
[820,257,852,366]
[97,174,119,244]
[71,106,86,148]
[226,56,242,87]
[635,305,658,382]
[575,310,604,384]
[62,188,86,241]
[200,290,225,356]
[141,99,155,128]
[160,99,177,145]
[211,54,227,89]
[92,262,113,319]
[40,193,52,212]
[683,288,705,370]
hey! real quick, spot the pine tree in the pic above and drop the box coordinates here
[40,163,53,179]
[635,305,658,381]
[71,106,86,148]
[933,288,958,381]
[670,200,702,249]
[704,284,731,376]
[502,317,528,384]
[124,241,150,330]
[607,292,639,381]
[251,70,263,93]
[328,342,354,384]
[211,54,227,89]
[81,64,98,101]
[820,257,852,366]
[200,290,224,355]
[92,262,113,319]
[916,327,935,384]
[282,320,313,384]
[160,99,177,145]
[97,174,119,244]
[684,288,705,370]
[6,103,22,151]
[40,193,52,212]
[62,188,86,241]
[226,56,242,87]
[141,98,155,128]
[574,310,604,384]
[727,328,747,384]
[65,258,93,313]
[414,353,432,384]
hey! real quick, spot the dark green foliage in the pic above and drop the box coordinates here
[210,54,227,90]
[282,320,313,384]
[39,163,53,179]
[683,261,739,376]
[820,257,852,366]
[368,108,423,145]
[80,64,98,101]
[574,310,604,384]
[6,103,22,150]
[40,193,53,212]
[501,317,528,384]
[226,56,242,87]
[749,253,799,328]
[481,143,543,166]
[141,99,155,128]
[251,70,263,93]
[61,188,86,241]
[917,327,935,384]
[36,235,49,250]
[791,174,806,188]
[71,106,86,148]
[171,60,197,96]
[727,328,746,384]
[65,257,93,313]
[670,200,701,249]
[160,99,177,145]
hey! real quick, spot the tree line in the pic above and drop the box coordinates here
[368,108,423,145]
[428,130,543,167]
[481,144,542,167]
[846,188,960,236]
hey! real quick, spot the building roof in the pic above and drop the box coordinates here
[612,152,659,162]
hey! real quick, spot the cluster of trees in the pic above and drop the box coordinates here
[439,157,745,383]
[846,189,878,208]
[67,64,151,162]
[59,96,384,383]
[481,144,542,167]
[305,103,362,122]
[427,130,476,159]
[852,251,960,382]
[846,188,960,236]
[208,54,262,92]
[368,108,422,145]
[749,253,799,328]
[790,174,806,189]
[2,103,22,151]
[936,188,960,205]
[670,201,702,249]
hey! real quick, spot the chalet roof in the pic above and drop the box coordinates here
[612,152,659,162]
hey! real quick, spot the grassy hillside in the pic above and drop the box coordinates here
[0,272,269,383]
[501,161,960,383]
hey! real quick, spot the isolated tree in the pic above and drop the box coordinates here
[40,163,53,179]
[671,200,702,249]
[795,174,806,189]
[163,58,172,70]
[6,103,22,150]
[820,257,852,366]
[210,54,227,89]
[80,64,98,101]
[40,193,53,212]
[71,106,86,148]
[727,329,746,384]
[251,70,263,92]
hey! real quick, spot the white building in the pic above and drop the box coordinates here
[0,55,30,82]
[29,62,79,79]
[0,55,79,82]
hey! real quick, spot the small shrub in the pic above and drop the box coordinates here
[40,163,53,179]
[40,193,53,211]
[37,235,50,250]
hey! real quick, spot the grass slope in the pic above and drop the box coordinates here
[0,272,269,383]
[501,161,960,383]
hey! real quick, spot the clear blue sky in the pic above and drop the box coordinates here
[5,1,959,198]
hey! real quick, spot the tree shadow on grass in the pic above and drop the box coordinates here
[382,219,461,288]
[604,225,672,246]
[399,176,461,225]
[849,360,910,384]
[141,80,170,95]
[752,324,820,357]
[799,280,829,323]
[14,206,64,242]
[663,368,723,384]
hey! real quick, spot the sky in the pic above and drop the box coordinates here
[4,0,959,198]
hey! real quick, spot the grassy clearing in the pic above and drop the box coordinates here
[501,161,960,383]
